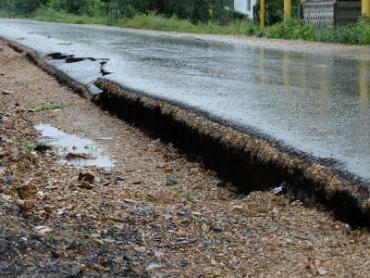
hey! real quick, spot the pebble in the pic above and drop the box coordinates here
[147,262,161,270]
[33,225,53,235]
[133,245,146,253]
[0,194,12,201]
[165,173,177,186]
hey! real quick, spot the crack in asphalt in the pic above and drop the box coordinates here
[46,52,112,77]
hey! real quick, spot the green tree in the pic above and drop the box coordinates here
[49,0,101,16]
[3,0,48,15]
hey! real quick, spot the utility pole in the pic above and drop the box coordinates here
[362,0,370,17]
[260,0,265,28]
[284,0,292,19]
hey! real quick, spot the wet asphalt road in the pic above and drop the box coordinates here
[0,19,369,182]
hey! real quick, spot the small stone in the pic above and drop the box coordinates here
[79,182,93,190]
[0,194,12,201]
[35,144,51,153]
[100,238,116,244]
[203,239,213,247]
[114,176,125,184]
[15,199,25,206]
[78,172,95,184]
[177,210,193,217]
[66,240,80,250]
[271,186,283,194]
[176,238,195,245]
[36,191,46,200]
[1,116,13,128]
[133,245,146,253]
[18,199,35,211]
[33,225,53,235]
[165,173,177,186]
[16,184,37,199]
[68,265,83,277]
[180,260,188,267]
[66,152,90,160]
[210,225,223,233]
[57,208,67,215]
[147,262,161,270]
[317,267,328,276]
[213,178,225,187]
[1,89,12,95]
[102,181,111,187]
[154,251,164,258]
[91,233,100,238]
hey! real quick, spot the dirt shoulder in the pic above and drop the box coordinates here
[1,40,370,277]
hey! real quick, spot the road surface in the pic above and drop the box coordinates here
[0,19,369,182]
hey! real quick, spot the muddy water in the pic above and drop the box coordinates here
[1,19,369,181]
[35,124,113,169]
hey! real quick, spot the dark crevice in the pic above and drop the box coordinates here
[100,68,112,76]
[65,57,97,63]
[46,52,70,60]
[46,52,111,76]
[65,57,85,63]
[100,60,112,76]
[46,52,106,64]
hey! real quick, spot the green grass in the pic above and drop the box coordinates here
[117,12,259,35]
[31,9,259,35]
[0,11,9,17]
[316,18,370,45]
[1,7,369,45]
[191,215,204,224]
[181,190,195,201]
[265,18,315,40]
[32,101,70,112]
[33,8,108,25]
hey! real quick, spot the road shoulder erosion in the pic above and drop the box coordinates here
[3,35,370,228]
[94,78,370,228]
[2,40,370,277]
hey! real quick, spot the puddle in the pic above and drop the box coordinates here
[34,124,114,169]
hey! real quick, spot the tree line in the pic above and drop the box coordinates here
[2,0,238,23]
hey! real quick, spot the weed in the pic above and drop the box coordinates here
[265,18,315,40]
[23,141,36,151]
[117,12,259,35]
[1,7,369,45]
[33,101,70,112]
[191,215,204,224]
[316,17,370,45]
[181,190,195,201]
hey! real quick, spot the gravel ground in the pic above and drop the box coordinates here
[1,40,370,277]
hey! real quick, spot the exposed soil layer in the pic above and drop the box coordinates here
[2,37,370,277]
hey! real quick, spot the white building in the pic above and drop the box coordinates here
[234,0,257,20]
